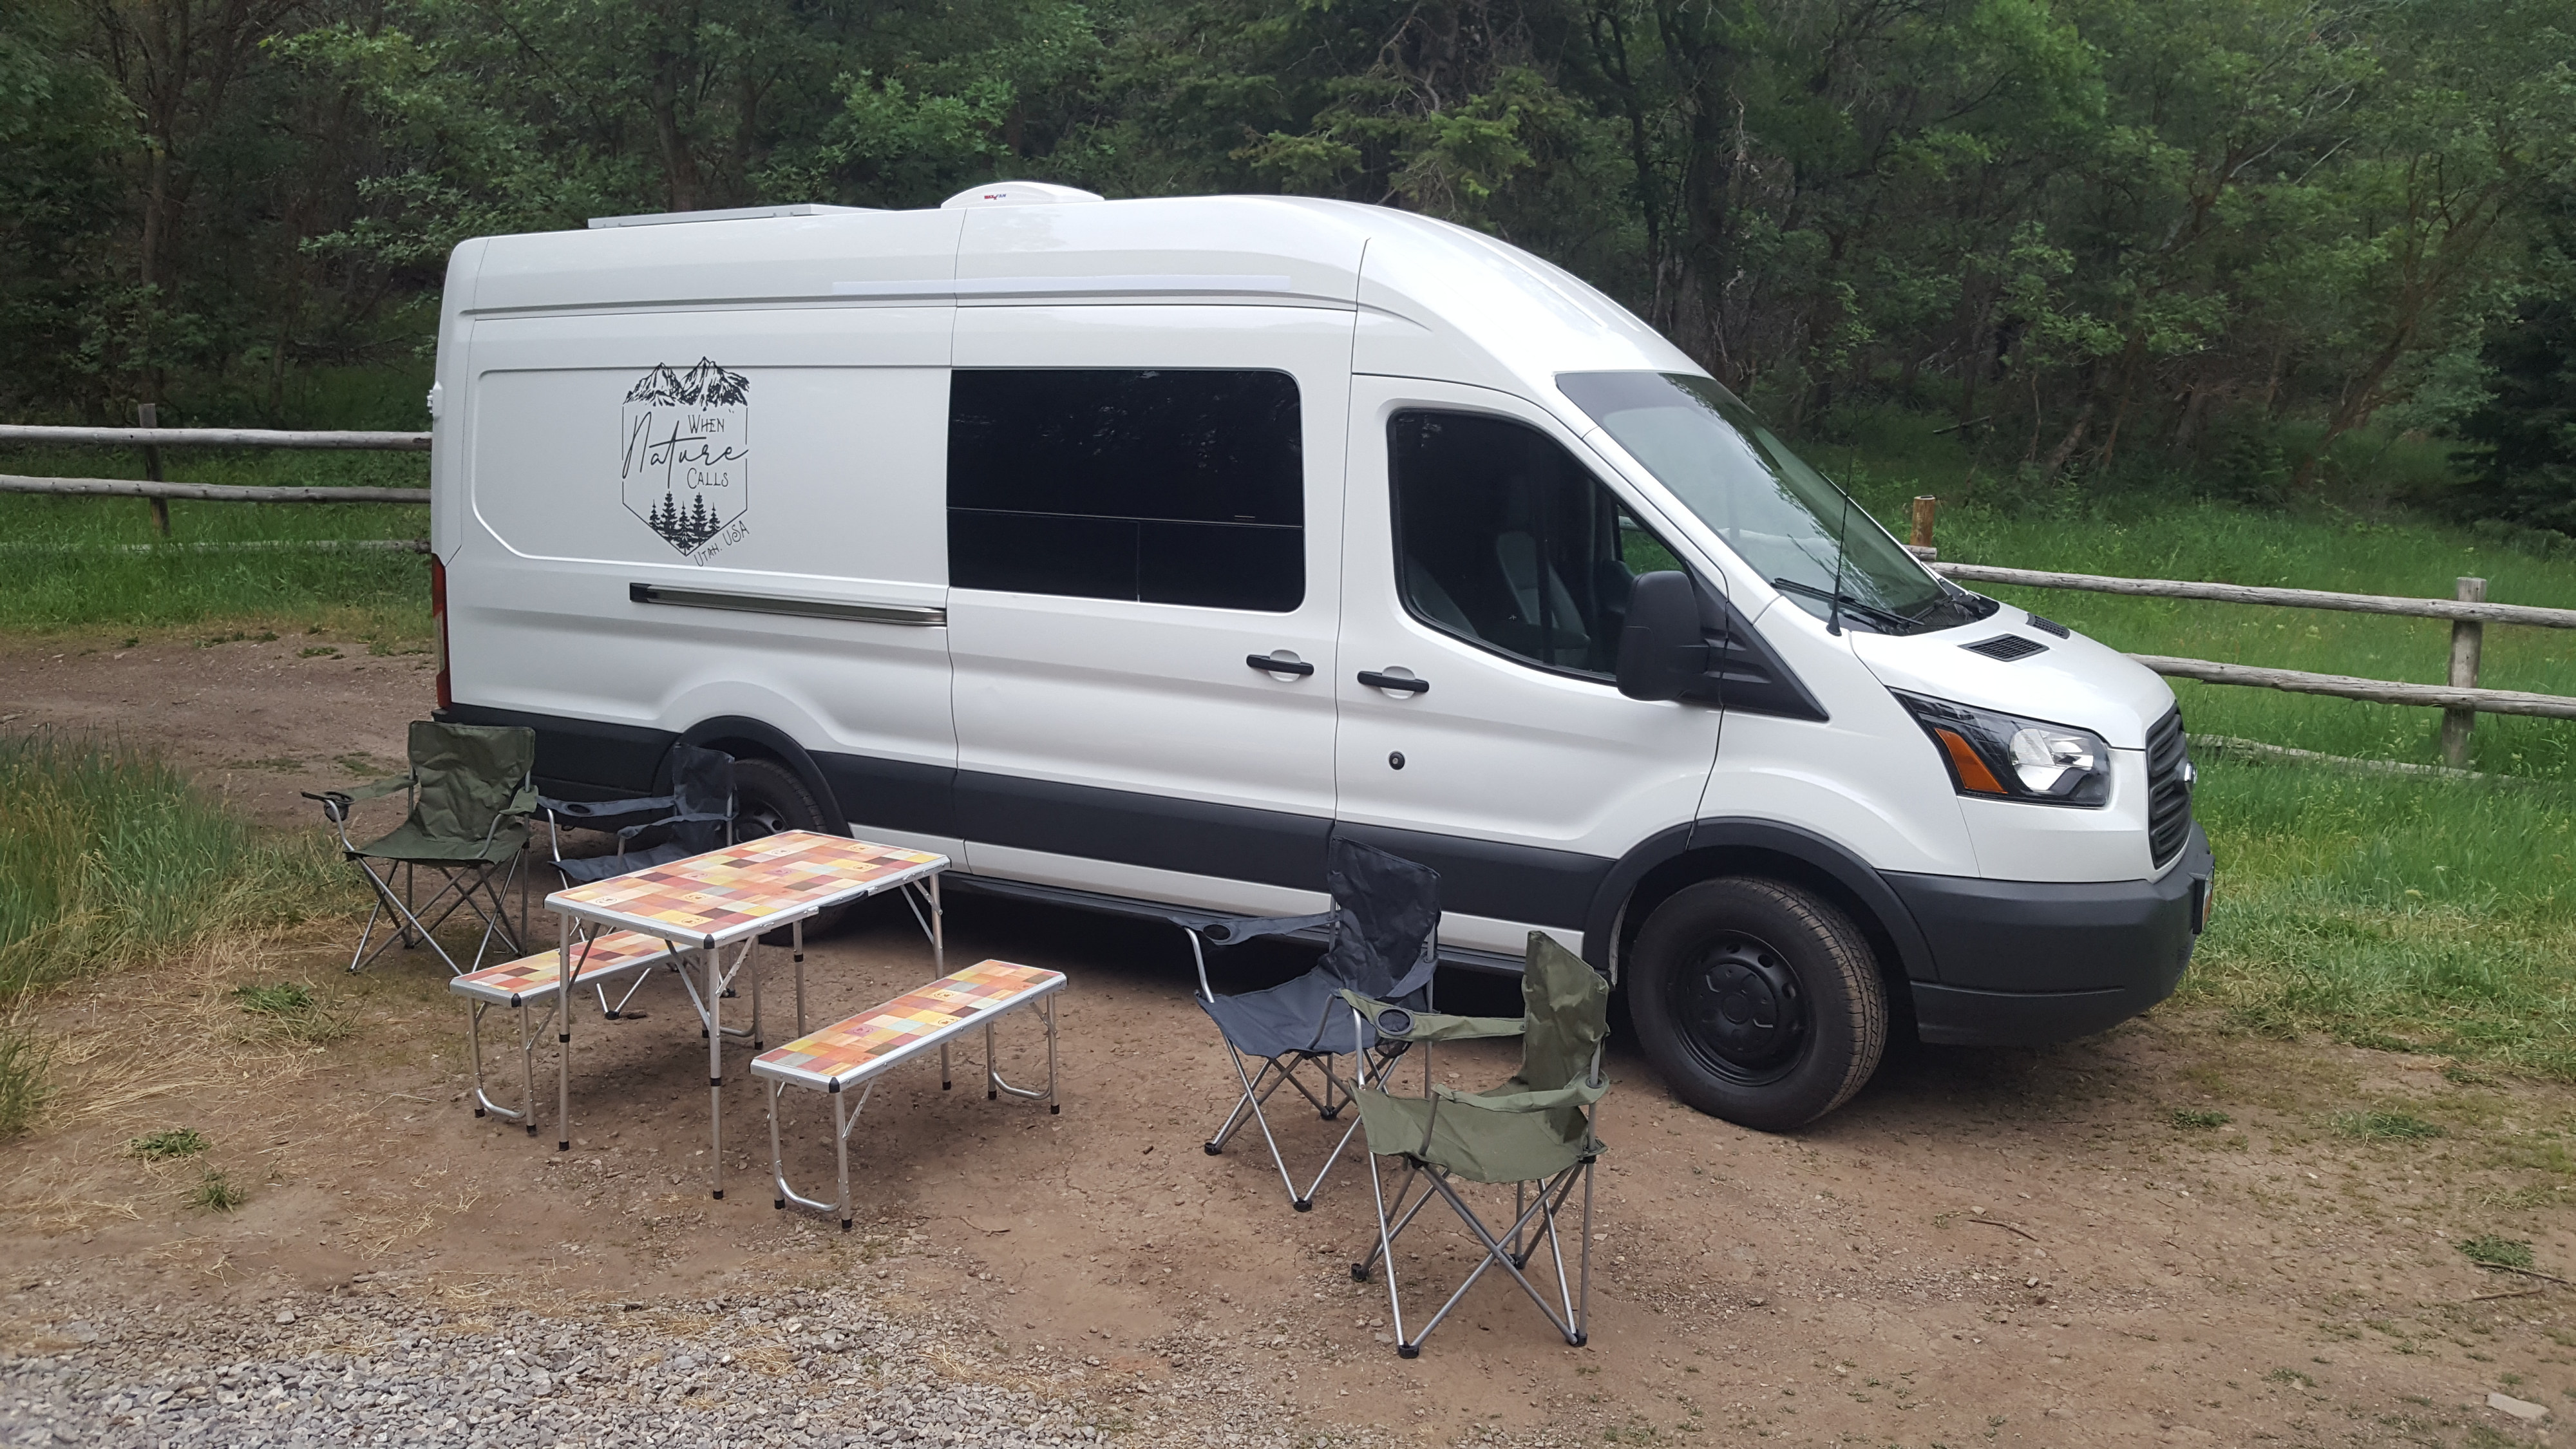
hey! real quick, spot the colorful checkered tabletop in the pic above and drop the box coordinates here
[449,931,676,1007]
[753,961,1065,1092]
[545,829,947,944]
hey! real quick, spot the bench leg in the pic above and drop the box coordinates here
[749,934,764,1052]
[771,1078,871,1231]
[940,1041,951,1092]
[1046,992,1060,1115]
[834,1089,853,1232]
[985,1021,998,1101]
[792,918,807,1038]
[517,999,539,1136]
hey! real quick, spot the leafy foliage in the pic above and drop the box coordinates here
[2,0,2574,522]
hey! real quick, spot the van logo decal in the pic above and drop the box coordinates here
[621,358,750,564]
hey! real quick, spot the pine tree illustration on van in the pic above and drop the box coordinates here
[620,358,750,559]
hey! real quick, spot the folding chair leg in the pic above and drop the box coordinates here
[1221,1045,1308,1209]
[1365,1151,1417,1357]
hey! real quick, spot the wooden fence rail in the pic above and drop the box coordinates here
[1926,560,2576,630]
[1911,494,2568,764]
[0,474,424,504]
[0,425,430,451]
[4,441,2570,766]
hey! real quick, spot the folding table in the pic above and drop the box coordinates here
[543,829,948,1197]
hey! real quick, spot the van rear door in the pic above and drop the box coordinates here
[945,305,1353,914]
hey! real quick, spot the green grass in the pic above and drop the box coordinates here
[0,732,349,996]
[0,1017,46,1138]
[2458,1235,2537,1269]
[231,980,350,1044]
[128,1127,210,1160]
[185,1168,247,1212]
[2333,1110,2445,1141]
[0,732,354,1134]
[0,442,430,638]
[2170,1107,2233,1130]
[2181,757,2576,1077]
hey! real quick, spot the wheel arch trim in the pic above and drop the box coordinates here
[674,715,849,835]
[1582,817,1936,984]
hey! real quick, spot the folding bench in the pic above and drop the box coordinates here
[448,930,678,1133]
[753,960,1064,1230]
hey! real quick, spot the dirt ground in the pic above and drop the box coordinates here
[6,629,2576,1448]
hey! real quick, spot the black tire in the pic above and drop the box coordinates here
[1627,876,1887,1131]
[730,757,848,938]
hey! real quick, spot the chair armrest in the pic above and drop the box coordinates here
[1434,1079,1607,1113]
[343,774,415,802]
[1195,910,1339,947]
[1338,990,1522,1043]
[542,793,679,822]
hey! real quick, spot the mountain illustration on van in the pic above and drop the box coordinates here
[620,359,750,560]
[625,358,751,408]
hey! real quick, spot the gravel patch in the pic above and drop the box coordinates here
[0,1275,1332,1449]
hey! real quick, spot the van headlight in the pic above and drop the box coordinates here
[1892,692,2112,806]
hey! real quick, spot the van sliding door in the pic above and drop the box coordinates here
[945,305,1353,914]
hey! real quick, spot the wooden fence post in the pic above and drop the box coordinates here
[1910,495,1937,553]
[136,402,170,536]
[2442,576,2485,767]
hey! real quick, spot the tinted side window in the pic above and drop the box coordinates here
[949,370,1303,611]
[1390,410,1683,677]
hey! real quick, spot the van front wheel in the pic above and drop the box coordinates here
[1628,877,1886,1131]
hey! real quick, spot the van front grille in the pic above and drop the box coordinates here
[2145,707,2193,867]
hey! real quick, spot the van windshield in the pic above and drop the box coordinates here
[1556,371,1993,635]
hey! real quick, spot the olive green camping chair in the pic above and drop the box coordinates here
[305,721,539,976]
[1343,932,1609,1357]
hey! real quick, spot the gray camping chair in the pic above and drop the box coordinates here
[1344,932,1609,1356]
[539,743,736,1018]
[541,743,735,884]
[1175,838,1441,1211]
[305,721,539,976]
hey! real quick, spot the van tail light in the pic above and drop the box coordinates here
[431,554,453,712]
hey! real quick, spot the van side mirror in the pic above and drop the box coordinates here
[1615,571,1707,702]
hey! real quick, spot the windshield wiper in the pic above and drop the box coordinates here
[1770,577,1915,632]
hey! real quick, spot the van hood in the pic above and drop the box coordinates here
[1844,605,2176,750]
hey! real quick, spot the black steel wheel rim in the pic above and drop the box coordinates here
[1665,931,1810,1086]
[734,784,796,842]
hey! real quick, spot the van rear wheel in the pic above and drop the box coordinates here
[732,757,848,938]
[1629,877,1886,1131]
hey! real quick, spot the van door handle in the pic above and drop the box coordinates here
[1245,653,1314,677]
[1357,670,1430,694]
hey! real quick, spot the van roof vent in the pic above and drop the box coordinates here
[1962,634,2049,662]
[941,181,1105,209]
[587,204,872,230]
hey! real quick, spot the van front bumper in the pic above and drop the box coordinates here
[1889,824,2213,1047]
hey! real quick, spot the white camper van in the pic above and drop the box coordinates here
[428,184,2211,1129]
